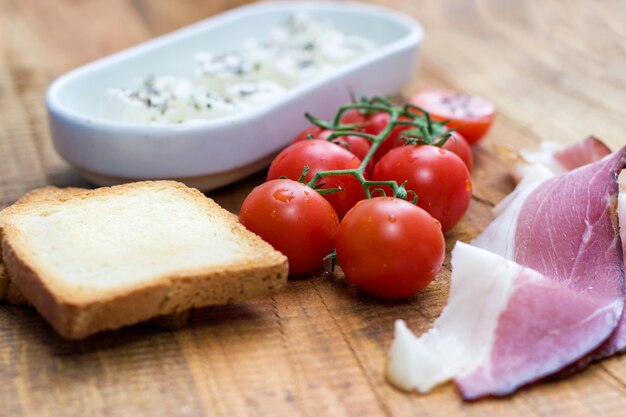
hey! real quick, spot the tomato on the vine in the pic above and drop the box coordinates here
[410,89,495,145]
[267,139,366,219]
[239,179,339,276]
[336,197,445,299]
[372,145,472,232]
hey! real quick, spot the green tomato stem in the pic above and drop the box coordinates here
[323,131,377,143]
[303,96,450,202]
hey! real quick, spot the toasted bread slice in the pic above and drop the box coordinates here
[1,181,287,339]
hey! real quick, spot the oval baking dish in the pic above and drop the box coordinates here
[46,1,424,191]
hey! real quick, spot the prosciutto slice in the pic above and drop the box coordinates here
[387,243,621,398]
[511,140,626,359]
[387,147,626,400]
[479,148,626,357]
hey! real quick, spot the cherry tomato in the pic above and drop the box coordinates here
[239,179,339,276]
[339,108,369,127]
[316,130,372,164]
[293,126,323,143]
[440,131,473,171]
[390,125,473,171]
[295,129,372,163]
[336,197,445,299]
[294,127,374,176]
[372,145,472,232]
[267,140,366,219]
[410,89,496,145]
[365,112,412,162]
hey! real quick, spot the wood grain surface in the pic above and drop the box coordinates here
[1,0,625,416]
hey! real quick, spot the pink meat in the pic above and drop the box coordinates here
[553,135,612,171]
[463,148,626,399]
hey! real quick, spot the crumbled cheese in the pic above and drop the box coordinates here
[104,76,195,124]
[104,13,376,125]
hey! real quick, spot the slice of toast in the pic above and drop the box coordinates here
[1,181,287,339]
[0,186,191,329]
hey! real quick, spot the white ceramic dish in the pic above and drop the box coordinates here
[46,1,424,191]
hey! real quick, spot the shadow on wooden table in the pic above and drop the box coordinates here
[0,301,264,355]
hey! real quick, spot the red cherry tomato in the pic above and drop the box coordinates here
[365,112,412,162]
[239,179,339,276]
[410,89,496,145]
[372,145,472,232]
[293,128,374,175]
[440,131,473,171]
[293,128,372,168]
[390,126,473,171]
[339,108,369,127]
[316,130,372,165]
[336,197,445,299]
[293,126,323,143]
[267,140,366,219]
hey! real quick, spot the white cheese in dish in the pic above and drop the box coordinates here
[103,13,376,125]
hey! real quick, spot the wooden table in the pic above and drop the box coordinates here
[1,0,625,416]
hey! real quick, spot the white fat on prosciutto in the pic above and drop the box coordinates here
[387,146,626,400]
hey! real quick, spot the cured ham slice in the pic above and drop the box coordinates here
[472,149,626,394]
[386,243,621,398]
[479,148,626,358]
[509,139,626,359]
[387,147,626,400]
